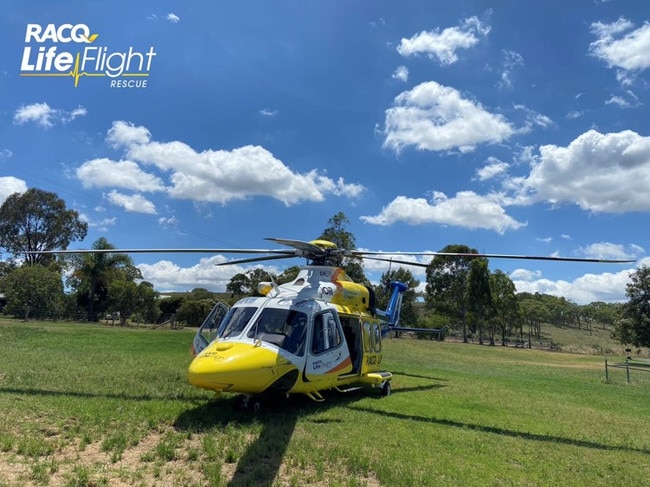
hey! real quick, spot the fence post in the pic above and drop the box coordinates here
[626,359,631,384]
[605,358,609,382]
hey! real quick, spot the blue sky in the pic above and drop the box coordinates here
[2,0,649,304]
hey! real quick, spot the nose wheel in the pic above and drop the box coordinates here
[236,394,262,413]
[380,380,391,397]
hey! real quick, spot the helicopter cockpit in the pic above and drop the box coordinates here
[245,307,308,356]
[193,297,336,358]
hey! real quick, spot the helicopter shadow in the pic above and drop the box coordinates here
[174,382,445,486]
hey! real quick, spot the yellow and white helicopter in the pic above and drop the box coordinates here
[182,237,632,410]
[188,237,408,406]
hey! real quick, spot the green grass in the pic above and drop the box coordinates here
[1,318,649,486]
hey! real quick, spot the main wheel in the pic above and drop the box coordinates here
[380,381,391,397]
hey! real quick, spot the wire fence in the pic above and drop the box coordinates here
[605,356,650,384]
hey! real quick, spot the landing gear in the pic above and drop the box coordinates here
[236,394,262,413]
[380,380,391,397]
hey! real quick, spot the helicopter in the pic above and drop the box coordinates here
[180,237,634,409]
[24,237,634,411]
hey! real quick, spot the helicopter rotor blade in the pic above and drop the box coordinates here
[361,256,430,268]
[214,254,299,266]
[264,238,328,256]
[23,248,297,256]
[360,253,635,268]
[22,240,637,266]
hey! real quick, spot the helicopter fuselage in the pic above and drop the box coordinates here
[188,266,395,400]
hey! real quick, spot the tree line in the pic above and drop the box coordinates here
[1,189,649,348]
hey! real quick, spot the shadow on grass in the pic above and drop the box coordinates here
[174,382,445,487]
[0,386,206,403]
[348,405,650,455]
[391,370,450,382]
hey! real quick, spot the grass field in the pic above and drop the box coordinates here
[1,319,649,487]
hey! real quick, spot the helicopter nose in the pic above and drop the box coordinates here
[187,342,296,394]
[187,352,233,392]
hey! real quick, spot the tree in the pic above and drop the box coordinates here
[613,265,650,347]
[319,212,356,259]
[158,295,185,319]
[177,299,216,327]
[490,270,519,345]
[518,297,549,342]
[0,188,87,265]
[107,280,159,326]
[319,212,368,284]
[226,268,276,297]
[187,288,214,300]
[226,273,251,295]
[277,265,300,284]
[2,264,64,320]
[0,259,17,281]
[425,244,479,343]
[583,301,621,331]
[467,259,493,344]
[66,237,142,321]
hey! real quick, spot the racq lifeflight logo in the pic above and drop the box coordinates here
[19,23,157,88]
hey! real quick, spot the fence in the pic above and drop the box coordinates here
[605,356,650,384]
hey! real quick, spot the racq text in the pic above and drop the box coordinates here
[110,79,148,88]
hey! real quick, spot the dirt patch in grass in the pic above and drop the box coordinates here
[0,429,206,487]
[0,426,384,487]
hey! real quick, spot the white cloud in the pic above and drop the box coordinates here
[167,13,180,23]
[0,177,28,203]
[13,102,87,127]
[509,268,542,281]
[509,129,650,213]
[514,105,553,133]
[81,214,117,232]
[511,267,636,304]
[589,17,650,74]
[605,95,631,108]
[64,106,88,122]
[360,191,525,233]
[14,102,56,127]
[397,16,490,65]
[105,190,156,214]
[76,158,166,192]
[382,81,514,153]
[392,65,409,82]
[259,108,278,117]
[498,50,524,89]
[158,216,178,229]
[577,242,644,260]
[106,121,151,148]
[82,121,364,207]
[0,149,12,160]
[137,257,282,292]
[475,157,509,182]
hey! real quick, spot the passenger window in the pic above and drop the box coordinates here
[373,324,381,352]
[363,322,372,352]
[312,312,342,354]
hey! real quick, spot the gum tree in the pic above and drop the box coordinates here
[0,188,87,265]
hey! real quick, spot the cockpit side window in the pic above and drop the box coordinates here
[218,306,257,338]
[245,308,308,356]
[311,311,342,354]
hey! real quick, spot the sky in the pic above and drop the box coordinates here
[2,0,650,304]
